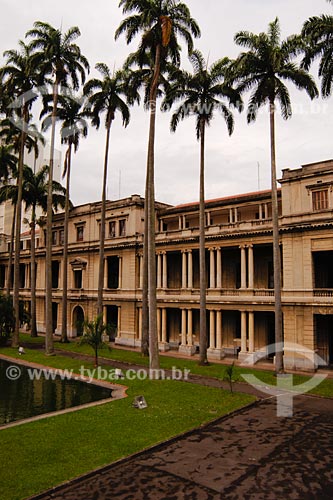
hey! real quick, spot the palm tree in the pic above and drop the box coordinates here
[26,22,89,355]
[0,165,66,336]
[0,120,44,298]
[84,64,134,317]
[124,52,175,357]
[232,18,318,373]
[1,40,39,347]
[80,315,109,367]
[302,9,333,97]
[41,92,87,342]
[164,50,242,364]
[116,0,200,371]
[22,165,66,337]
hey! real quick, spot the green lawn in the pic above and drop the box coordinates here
[44,336,333,398]
[0,347,254,500]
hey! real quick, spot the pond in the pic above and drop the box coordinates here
[0,358,112,426]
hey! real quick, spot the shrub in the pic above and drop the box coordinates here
[0,293,15,345]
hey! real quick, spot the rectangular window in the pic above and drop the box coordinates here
[312,190,328,211]
[36,238,39,248]
[76,226,84,242]
[119,219,126,237]
[74,269,82,289]
[59,229,64,245]
[26,239,31,250]
[52,261,60,289]
[109,221,116,238]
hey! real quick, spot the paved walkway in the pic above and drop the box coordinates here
[29,395,333,500]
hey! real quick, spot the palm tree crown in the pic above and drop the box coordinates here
[166,50,242,137]
[302,13,333,97]
[26,22,89,88]
[233,17,318,120]
[84,64,133,129]
[115,0,200,65]
[41,92,88,153]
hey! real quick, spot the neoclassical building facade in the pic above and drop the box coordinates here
[1,159,333,371]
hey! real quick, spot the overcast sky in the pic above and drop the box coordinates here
[1,0,332,207]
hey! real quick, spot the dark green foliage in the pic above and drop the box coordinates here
[79,315,110,366]
[0,294,15,345]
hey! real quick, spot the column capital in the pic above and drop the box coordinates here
[239,244,246,249]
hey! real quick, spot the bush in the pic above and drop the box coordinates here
[0,293,15,345]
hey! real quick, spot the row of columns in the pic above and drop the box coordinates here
[240,244,254,289]
[137,307,257,358]
[240,311,255,353]
[137,307,168,344]
[139,245,255,291]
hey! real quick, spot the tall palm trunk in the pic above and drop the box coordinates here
[97,121,112,316]
[199,118,208,365]
[6,202,16,297]
[61,143,72,342]
[141,172,149,356]
[12,106,28,347]
[45,81,59,355]
[30,206,37,337]
[146,44,161,372]
[269,100,283,374]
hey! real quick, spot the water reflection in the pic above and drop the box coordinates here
[0,359,112,425]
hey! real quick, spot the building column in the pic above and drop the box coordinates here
[157,253,162,288]
[139,254,143,289]
[187,250,193,289]
[259,204,263,220]
[161,308,167,344]
[182,250,187,289]
[234,208,238,222]
[178,216,182,230]
[187,309,193,346]
[181,309,187,345]
[209,310,215,349]
[157,308,161,342]
[264,203,268,219]
[206,211,211,226]
[138,307,142,340]
[248,244,254,289]
[103,258,108,288]
[240,245,247,289]
[216,248,222,288]
[241,311,247,353]
[229,208,233,223]
[162,252,167,289]
[209,248,215,289]
[248,311,254,353]
[179,308,195,355]
[216,311,222,350]
[118,257,122,289]
[26,263,30,289]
